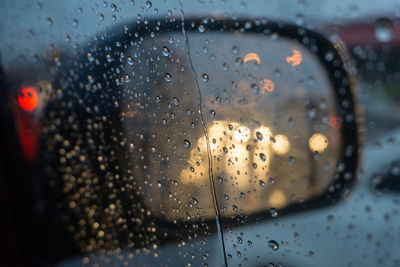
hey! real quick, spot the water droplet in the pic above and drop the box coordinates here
[111,3,117,11]
[165,73,172,82]
[184,139,191,148]
[375,18,393,43]
[145,1,152,8]
[202,73,209,82]
[88,75,94,84]
[306,105,317,119]
[288,156,296,166]
[191,197,198,205]
[294,232,300,239]
[217,176,223,184]
[269,177,275,185]
[127,57,134,65]
[288,117,296,127]
[232,51,243,62]
[270,208,279,218]
[251,83,260,94]
[106,54,113,63]
[256,131,263,141]
[162,46,169,56]
[223,63,229,71]
[129,143,135,151]
[259,180,265,188]
[232,46,239,54]
[295,13,304,26]
[259,153,266,162]
[325,51,334,62]
[72,18,79,26]
[172,97,180,106]
[209,110,216,118]
[232,205,238,212]
[46,17,53,26]
[268,240,279,250]
[198,24,206,33]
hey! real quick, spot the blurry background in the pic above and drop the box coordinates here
[1,0,400,266]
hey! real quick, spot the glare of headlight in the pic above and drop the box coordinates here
[309,133,328,153]
[271,134,290,155]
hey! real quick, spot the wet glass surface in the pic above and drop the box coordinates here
[1,1,400,267]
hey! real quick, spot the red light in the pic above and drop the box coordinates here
[18,87,38,111]
[326,116,342,131]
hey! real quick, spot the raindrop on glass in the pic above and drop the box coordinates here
[268,240,279,250]
[375,18,393,43]
[165,73,172,82]
[270,208,279,218]
[288,156,296,166]
[209,110,216,118]
[162,46,170,56]
[198,24,206,33]
[184,139,191,148]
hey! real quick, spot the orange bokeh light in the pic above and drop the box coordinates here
[18,87,38,111]
[244,53,261,65]
[286,49,303,66]
[261,79,275,94]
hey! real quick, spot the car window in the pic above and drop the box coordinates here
[1,1,400,267]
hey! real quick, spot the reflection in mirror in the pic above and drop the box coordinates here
[120,31,342,222]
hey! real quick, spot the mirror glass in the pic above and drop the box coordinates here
[119,30,342,222]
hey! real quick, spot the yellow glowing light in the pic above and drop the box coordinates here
[309,133,328,153]
[208,122,227,136]
[255,127,272,142]
[244,52,261,65]
[234,126,251,142]
[261,79,275,94]
[268,190,287,209]
[271,134,290,155]
[208,122,229,150]
[286,49,303,66]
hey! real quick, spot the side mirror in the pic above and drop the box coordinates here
[19,18,361,264]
